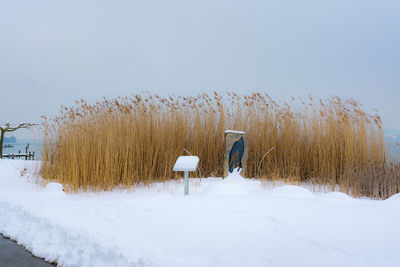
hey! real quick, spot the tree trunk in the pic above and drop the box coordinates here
[0,129,4,159]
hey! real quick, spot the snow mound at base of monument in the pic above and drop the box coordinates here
[200,170,250,195]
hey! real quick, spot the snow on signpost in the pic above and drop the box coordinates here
[173,156,200,195]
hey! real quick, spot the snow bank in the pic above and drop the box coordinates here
[1,160,400,267]
[320,192,355,201]
[0,201,142,266]
[386,192,400,202]
[42,182,65,196]
[268,185,315,198]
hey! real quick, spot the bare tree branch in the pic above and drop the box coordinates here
[1,122,37,132]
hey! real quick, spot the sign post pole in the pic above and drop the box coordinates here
[173,156,200,196]
[184,171,189,195]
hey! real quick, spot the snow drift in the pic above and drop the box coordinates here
[1,160,399,267]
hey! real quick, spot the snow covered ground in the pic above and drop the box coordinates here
[1,160,399,267]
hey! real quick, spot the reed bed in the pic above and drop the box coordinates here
[41,92,400,198]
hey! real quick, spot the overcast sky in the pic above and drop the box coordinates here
[1,0,399,139]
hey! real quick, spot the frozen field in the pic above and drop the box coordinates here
[0,160,399,267]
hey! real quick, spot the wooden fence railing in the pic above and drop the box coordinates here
[1,143,35,160]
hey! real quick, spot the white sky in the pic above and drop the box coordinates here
[1,0,399,139]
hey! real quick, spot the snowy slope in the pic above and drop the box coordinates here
[0,160,399,267]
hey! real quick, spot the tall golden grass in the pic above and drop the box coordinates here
[41,92,400,198]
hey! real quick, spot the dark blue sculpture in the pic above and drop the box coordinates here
[229,137,244,173]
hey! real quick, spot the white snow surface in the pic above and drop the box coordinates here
[1,160,400,267]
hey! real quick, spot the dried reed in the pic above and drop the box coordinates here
[41,93,400,198]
